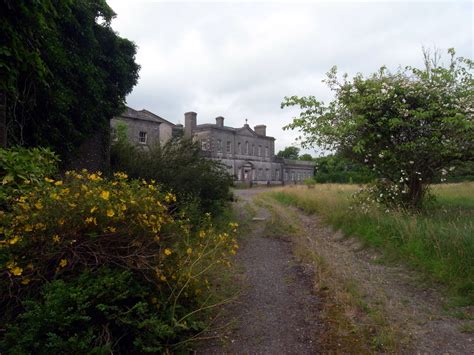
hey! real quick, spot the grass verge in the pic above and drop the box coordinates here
[267,183,474,306]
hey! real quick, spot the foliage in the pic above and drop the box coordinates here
[313,154,374,184]
[111,135,233,217]
[0,171,238,352]
[299,153,314,161]
[0,0,139,162]
[277,146,300,160]
[282,48,474,208]
[0,147,59,204]
[268,183,474,305]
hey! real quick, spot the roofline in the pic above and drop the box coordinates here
[139,109,176,126]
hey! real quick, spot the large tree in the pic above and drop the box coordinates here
[277,146,300,160]
[0,0,139,161]
[282,49,473,208]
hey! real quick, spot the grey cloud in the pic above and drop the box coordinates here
[108,0,473,154]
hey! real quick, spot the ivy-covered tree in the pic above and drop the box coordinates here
[0,0,139,162]
[282,49,473,208]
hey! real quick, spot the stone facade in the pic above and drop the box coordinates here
[184,112,314,184]
[112,107,315,184]
[111,107,177,148]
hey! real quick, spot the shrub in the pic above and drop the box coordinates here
[0,147,59,205]
[111,136,233,217]
[0,170,238,352]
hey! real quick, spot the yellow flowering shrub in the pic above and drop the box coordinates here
[0,170,238,352]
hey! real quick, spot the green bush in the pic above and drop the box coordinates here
[313,154,374,184]
[0,147,59,204]
[2,268,180,354]
[0,170,238,353]
[111,135,233,217]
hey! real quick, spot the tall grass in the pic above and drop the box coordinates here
[268,183,474,305]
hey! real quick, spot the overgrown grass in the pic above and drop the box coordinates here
[268,183,474,305]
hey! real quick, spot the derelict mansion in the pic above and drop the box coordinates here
[111,107,314,184]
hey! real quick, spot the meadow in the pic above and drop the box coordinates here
[268,182,474,305]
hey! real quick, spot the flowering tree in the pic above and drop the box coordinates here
[282,49,473,208]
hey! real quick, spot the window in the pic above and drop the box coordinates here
[245,141,249,154]
[252,144,256,156]
[258,145,262,156]
[226,141,231,153]
[201,140,207,151]
[139,131,147,144]
[111,127,118,142]
[275,169,280,180]
[238,142,241,154]
[265,146,269,157]
[217,139,222,152]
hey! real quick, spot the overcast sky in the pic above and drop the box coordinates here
[107,0,473,155]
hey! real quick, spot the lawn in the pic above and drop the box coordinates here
[268,182,474,305]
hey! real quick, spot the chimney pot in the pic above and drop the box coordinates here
[254,124,266,136]
[216,116,224,127]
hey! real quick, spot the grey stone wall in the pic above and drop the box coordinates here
[111,116,161,148]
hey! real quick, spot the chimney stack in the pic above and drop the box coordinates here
[216,116,224,127]
[184,112,197,138]
[254,124,266,136]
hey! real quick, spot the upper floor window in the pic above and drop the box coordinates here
[217,139,222,152]
[226,141,231,153]
[258,145,262,156]
[139,131,147,144]
[265,146,269,157]
[245,141,249,154]
[238,142,241,154]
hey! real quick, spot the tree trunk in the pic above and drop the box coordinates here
[408,178,425,209]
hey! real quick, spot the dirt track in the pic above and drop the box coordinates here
[197,187,474,354]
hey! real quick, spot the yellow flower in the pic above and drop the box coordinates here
[164,248,172,256]
[24,224,33,232]
[11,266,23,276]
[50,193,59,200]
[21,277,31,285]
[85,216,97,225]
[100,191,110,200]
[52,235,60,243]
[44,177,54,183]
[160,275,167,281]
[106,209,115,217]
[60,188,70,195]
[89,173,101,181]
[90,206,98,213]
[164,193,176,203]
[186,247,192,255]
[54,180,63,186]
[59,259,68,268]
[9,235,21,245]
[58,218,65,226]
[120,204,127,211]
[199,230,206,238]
[106,226,116,233]
[114,172,128,179]
[34,202,43,210]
